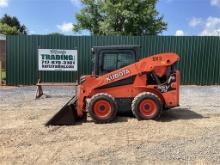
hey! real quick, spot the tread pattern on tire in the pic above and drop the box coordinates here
[88,93,117,123]
[131,92,162,120]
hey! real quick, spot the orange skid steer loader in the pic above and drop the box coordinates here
[46,45,180,125]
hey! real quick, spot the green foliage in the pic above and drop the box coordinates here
[73,0,167,35]
[1,70,6,80]
[0,23,18,35]
[48,32,65,36]
[0,14,28,35]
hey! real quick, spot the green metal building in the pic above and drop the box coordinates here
[6,35,220,85]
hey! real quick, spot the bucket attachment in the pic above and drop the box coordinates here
[46,96,79,126]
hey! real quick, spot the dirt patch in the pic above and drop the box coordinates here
[0,86,220,164]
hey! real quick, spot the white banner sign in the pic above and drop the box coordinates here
[38,49,77,71]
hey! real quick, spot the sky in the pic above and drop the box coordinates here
[0,0,220,36]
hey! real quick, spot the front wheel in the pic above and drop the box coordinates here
[88,93,118,123]
[131,92,162,120]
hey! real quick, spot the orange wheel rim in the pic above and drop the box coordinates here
[139,99,157,117]
[93,100,112,118]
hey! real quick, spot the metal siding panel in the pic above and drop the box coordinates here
[6,35,220,85]
[214,37,220,85]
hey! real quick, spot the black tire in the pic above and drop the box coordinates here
[163,107,171,111]
[88,93,118,123]
[131,92,162,120]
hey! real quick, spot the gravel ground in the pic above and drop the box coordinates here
[0,86,220,165]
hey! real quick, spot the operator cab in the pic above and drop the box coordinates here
[91,45,140,76]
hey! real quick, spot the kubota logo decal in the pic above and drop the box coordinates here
[106,69,131,82]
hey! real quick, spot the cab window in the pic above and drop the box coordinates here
[99,50,135,75]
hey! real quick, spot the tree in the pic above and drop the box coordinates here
[73,0,167,35]
[0,14,28,35]
[0,23,18,35]
[48,32,65,36]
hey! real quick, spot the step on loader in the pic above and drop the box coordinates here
[46,45,180,126]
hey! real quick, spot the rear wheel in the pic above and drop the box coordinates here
[132,92,162,120]
[88,93,118,123]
